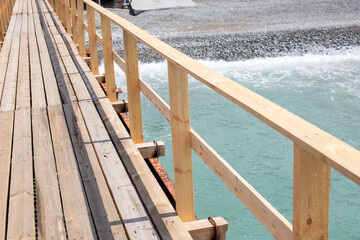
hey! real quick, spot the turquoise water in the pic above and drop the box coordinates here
[102,47,360,239]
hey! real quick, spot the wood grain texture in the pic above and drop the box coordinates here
[0,111,14,240]
[48,105,97,240]
[86,5,99,75]
[7,108,35,240]
[293,143,331,240]
[167,61,195,222]
[32,108,66,239]
[63,103,127,240]
[123,31,143,143]
[101,14,116,102]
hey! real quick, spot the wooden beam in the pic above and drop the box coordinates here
[64,0,71,35]
[86,5,99,75]
[293,143,331,240]
[95,74,105,83]
[70,0,78,44]
[111,100,128,113]
[123,30,143,143]
[168,61,195,222]
[136,141,165,159]
[76,0,86,56]
[100,14,116,102]
[185,217,228,240]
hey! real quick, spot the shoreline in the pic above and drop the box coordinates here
[98,25,360,63]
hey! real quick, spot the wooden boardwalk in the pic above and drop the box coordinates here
[0,0,196,239]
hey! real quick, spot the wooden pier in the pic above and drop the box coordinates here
[0,0,359,239]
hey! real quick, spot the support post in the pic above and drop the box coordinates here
[101,14,116,102]
[167,61,195,222]
[77,0,86,57]
[70,0,78,44]
[123,31,143,143]
[87,5,99,75]
[293,143,331,240]
[64,0,72,35]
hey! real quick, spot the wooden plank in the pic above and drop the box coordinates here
[136,141,165,159]
[185,217,228,240]
[82,0,360,185]
[0,13,21,111]
[191,130,293,239]
[29,4,47,109]
[0,111,14,240]
[86,5,99,75]
[123,31,143,143]
[32,108,67,239]
[35,0,65,106]
[47,105,97,239]
[15,0,30,109]
[167,61,195,222]
[293,143,331,240]
[101,14,116,102]
[6,108,35,240]
[63,103,127,239]
[77,99,157,239]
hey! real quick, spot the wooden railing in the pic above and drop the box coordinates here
[51,0,360,239]
[0,0,15,48]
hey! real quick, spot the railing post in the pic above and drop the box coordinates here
[167,61,195,222]
[64,0,72,35]
[87,5,99,75]
[70,0,78,44]
[101,14,116,102]
[293,143,331,240]
[76,0,86,57]
[0,0,4,43]
[123,31,143,143]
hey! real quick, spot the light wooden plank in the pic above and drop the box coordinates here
[0,14,21,111]
[101,14,116,102]
[15,2,30,110]
[47,105,97,239]
[82,0,360,185]
[293,143,331,240]
[35,0,66,106]
[78,99,158,239]
[29,5,47,109]
[63,103,127,239]
[167,61,195,222]
[191,130,293,239]
[64,0,71,35]
[7,108,35,240]
[185,217,228,240]
[0,110,14,240]
[32,108,67,239]
[76,0,86,56]
[135,141,165,159]
[123,31,143,143]
[86,5,99,75]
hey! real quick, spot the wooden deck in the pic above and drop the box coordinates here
[0,0,196,239]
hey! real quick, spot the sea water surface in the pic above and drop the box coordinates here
[101,47,360,239]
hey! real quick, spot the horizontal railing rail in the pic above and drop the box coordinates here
[51,0,360,238]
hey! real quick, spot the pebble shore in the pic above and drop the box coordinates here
[93,0,360,62]
[106,26,360,62]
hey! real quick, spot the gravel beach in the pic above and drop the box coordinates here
[93,0,360,62]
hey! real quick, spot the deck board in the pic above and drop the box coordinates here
[0,0,192,239]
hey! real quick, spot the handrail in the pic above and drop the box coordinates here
[52,0,360,239]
